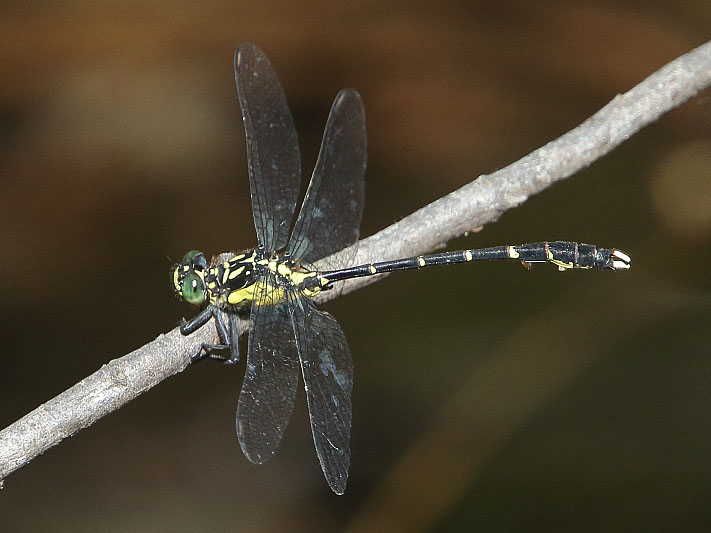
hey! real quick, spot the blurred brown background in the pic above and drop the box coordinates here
[1,1,710,530]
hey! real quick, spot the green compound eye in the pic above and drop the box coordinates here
[181,272,206,306]
[182,250,205,267]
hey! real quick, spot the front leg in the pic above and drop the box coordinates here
[180,305,233,362]
[224,313,241,365]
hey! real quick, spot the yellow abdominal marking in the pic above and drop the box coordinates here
[289,270,323,297]
[507,246,519,259]
[545,248,576,271]
[465,250,473,261]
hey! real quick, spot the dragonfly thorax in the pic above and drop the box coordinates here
[173,248,326,312]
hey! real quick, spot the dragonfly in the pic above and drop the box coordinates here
[172,42,631,494]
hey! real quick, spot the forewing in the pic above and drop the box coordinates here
[286,89,366,266]
[289,291,353,494]
[236,272,300,463]
[235,43,301,251]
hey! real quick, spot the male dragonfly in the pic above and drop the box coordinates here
[172,43,630,494]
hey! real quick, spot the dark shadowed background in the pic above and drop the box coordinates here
[1,1,710,530]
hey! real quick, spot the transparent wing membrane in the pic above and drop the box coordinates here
[232,45,361,492]
[289,290,353,495]
[236,273,300,464]
[286,89,366,266]
[235,43,301,252]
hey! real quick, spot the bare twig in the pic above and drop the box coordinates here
[1,40,710,481]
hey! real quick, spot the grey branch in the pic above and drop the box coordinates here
[1,40,710,482]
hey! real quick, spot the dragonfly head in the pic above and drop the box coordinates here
[172,250,208,306]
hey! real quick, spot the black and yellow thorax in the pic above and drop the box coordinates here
[172,249,328,313]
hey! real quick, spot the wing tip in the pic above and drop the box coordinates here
[333,88,364,112]
[234,42,264,70]
[236,415,277,465]
[237,437,275,465]
[326,470,349,495]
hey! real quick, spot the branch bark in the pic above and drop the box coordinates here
[1,40,710,482]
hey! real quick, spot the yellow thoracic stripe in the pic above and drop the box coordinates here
[228,265,246,279]
[225,282,259,305]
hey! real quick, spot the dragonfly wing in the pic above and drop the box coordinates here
[236,272,300,463]
[289,291,353,494]
[235,43,301,252]
[286,88,366,267]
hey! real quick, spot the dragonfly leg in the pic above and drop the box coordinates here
[222,313,241,365]
[180,306,233,362]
